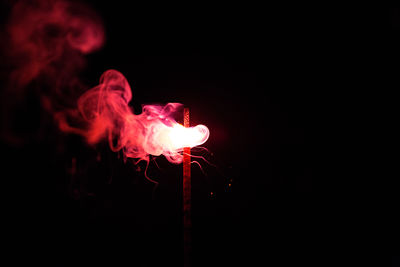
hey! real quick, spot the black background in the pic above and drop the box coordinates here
[1,1,317,266]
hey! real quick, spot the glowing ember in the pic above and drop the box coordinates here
[168,124,209,150]
[59,69,209,165]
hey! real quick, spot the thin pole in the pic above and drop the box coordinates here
[183,107,191,267]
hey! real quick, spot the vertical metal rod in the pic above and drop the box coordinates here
[183,107,191,267]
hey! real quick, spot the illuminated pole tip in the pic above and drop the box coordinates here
[183,107,191,267]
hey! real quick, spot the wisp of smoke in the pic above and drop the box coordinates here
[6,0,104,90]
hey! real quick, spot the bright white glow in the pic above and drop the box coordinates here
[168,124,210,150]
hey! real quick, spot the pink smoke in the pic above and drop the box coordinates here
[57,69,209,164]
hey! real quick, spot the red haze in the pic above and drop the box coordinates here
[6,0,104,89]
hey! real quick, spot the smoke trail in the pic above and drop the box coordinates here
[2,0,209,166]
[0,0,105,144]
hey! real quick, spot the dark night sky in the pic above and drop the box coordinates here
[1,1,317,266]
